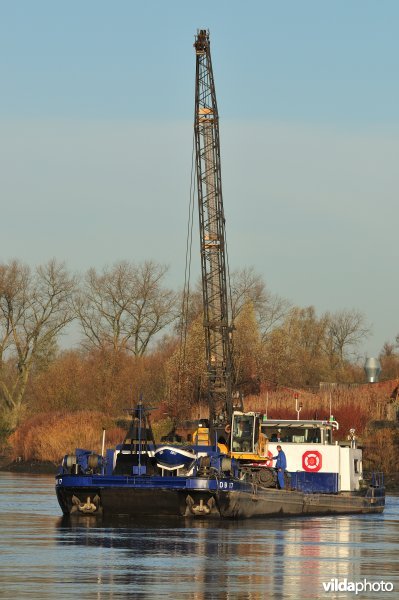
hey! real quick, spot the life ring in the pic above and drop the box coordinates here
[265,450,274,467]
[302,450,322,472]
[224,424,231,434]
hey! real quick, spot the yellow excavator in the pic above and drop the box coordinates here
[192,411,272,465]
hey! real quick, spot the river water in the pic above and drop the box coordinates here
[0,472,398,599]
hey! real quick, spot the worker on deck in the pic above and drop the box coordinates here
[272,445,287,489]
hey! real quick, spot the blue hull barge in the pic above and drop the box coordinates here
[56,473,385,519]
[55,405,385,519]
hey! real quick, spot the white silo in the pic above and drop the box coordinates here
[364,357,381,383]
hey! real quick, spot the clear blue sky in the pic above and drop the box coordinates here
[1,1,398,358]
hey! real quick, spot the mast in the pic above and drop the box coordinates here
[194,30,233,432]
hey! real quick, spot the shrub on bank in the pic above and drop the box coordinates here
[8,411,125,463]
[362,427,399,474]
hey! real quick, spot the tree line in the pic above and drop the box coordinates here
[1,258,398,430]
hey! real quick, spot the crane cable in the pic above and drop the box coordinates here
[176,130,234,406]
[224,223,235,388]
[177,131,196,404]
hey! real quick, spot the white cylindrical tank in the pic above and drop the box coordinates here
[364,357,381,383]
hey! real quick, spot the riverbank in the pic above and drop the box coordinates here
[382,474,399,493]
[1,459,58,474]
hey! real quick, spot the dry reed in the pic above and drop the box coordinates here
[9,411,125,463]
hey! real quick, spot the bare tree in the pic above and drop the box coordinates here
[262,306,333,387]
[380,342,395,358]
[0,260,76,427]
[379,340,399,380]
[229,267,291,339]
[326,309,370,363]
[76,260,177,356]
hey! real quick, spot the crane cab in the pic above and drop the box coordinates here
[229,411,270,462]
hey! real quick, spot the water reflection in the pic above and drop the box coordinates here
[53,508,399,599]
[0,473,398,599]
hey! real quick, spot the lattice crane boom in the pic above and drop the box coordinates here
[194,30,233,430]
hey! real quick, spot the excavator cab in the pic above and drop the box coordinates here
[231,414,255,452]
[229,411,270,462]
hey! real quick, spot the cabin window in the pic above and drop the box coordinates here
[232,416,255,452]
[354,459,359,474]
[261,427,321,443]
[306,429,321,443]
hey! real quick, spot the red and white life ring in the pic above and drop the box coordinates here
[265,450,274,467]
[302,450,322,472]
